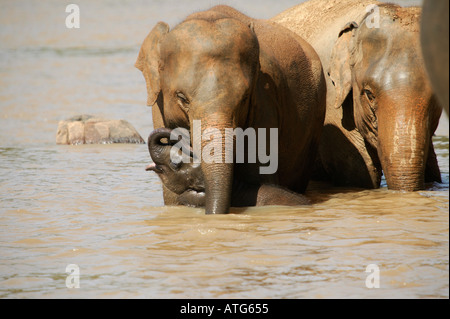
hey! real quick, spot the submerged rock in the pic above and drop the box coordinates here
[56,115,145,145]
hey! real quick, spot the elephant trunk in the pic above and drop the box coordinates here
[377,98,431,191]
[203,161,233,214]
[148,127,173,165]
[380,139,428,191]
[196,117,234,214]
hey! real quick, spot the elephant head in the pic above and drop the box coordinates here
[146,127,204,195]
[328,4,442,191]
[136,11,260,213]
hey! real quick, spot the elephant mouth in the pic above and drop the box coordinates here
[187,185,205,194]
[184,189,205,196]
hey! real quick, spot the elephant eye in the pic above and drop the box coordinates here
[364,89,376,104]
[176,91,190,108]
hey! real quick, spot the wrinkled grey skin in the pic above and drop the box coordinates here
[421,0,449,115]
[146,128,310,207]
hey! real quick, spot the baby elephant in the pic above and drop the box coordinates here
[146,128,310,207]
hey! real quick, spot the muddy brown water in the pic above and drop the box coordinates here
[0,0,448,298]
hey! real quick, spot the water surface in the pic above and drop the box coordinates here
[0,0,448,299]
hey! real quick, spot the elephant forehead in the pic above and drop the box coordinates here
[356,15,426,90]
[361,42,427,90]
[357,4,421,49]
[162,19,258,59]
[380,5,421,33]
[360,4,421,33]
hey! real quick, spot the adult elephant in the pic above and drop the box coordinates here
[421,0,449,115]
[136,5,326,214]
[273,0,442,191]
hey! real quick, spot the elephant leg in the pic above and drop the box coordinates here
[314,124,382,189]
[231,181,310,207]
[255,184,310,206]
[425,141,442,183]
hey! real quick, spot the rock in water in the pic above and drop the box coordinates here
[56,115,145,145]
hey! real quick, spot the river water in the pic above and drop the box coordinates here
[0,0,448,299]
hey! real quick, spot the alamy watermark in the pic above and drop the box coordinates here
[168,120,278,175]
[365,264,380,288]
[65,4,80,29]
[66,264,80,288]
[64,4,379,30]
[365,4,380,29]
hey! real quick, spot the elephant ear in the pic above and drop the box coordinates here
[328,21,358,109]
[135,22,170,106]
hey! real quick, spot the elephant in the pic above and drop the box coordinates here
[421,0,449,115]
[273,0,442,191]
[146,127,310,207]
[136,5,326,214]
